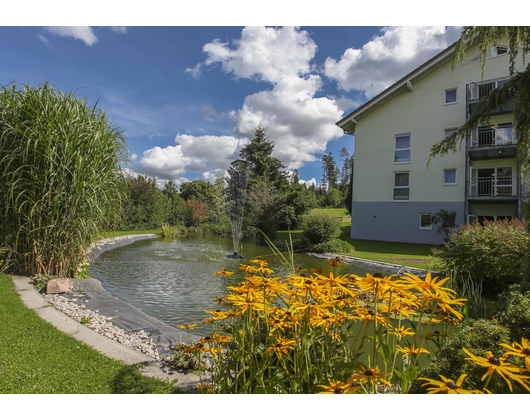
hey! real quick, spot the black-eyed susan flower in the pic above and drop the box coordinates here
[327,257,344,269]
[396,344,430,359]
[214,268,234,277]
[264,337,296,359]
[318,378,360,394]
[463,349,530,392]
[197,383,216,393]
[499,338,530,371]
[350,366,392,387]
[419,374,473,394]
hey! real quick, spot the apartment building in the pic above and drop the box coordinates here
[337,41,527,244]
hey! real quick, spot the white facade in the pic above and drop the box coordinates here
[337,42,526,244]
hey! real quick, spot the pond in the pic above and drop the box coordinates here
[88,234,391,334]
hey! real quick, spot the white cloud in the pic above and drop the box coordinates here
[299,177,316,187]
[44,26,98,46]
[109,26,128,34]
[137,134,241,180]
[202,26,317,84]
[323,26,462,98]
[131,153,138,161]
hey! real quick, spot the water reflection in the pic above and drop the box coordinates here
[89,235,389,334]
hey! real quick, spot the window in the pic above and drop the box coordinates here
[394,135,410,163]
[419,214,432,230]
[444,129,455,138]
[445,89,457,104]
[394,172,409,200]
[444,169,457,185]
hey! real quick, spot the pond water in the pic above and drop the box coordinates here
[88,234,390,334]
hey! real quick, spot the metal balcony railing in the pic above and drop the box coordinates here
[469,176,518,197]
[469,126,517,148]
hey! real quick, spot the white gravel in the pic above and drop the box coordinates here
[43,292,161,360]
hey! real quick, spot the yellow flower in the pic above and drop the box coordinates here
[390,326,415,338]
[499,338,530,371]
[196,383,216,393]
[396,344,430,359]
[318,378,360,394]
[327,257,344,269]
[463,348,530,392]
[419,374,473,394]
[350,366,392,387]
[184,342,218,355]
[401,272,455,300]
[309,310,342,332]
[214,268,233,277]
[177,323,198,330]
[264,337,296,359]
[198,333,232,344]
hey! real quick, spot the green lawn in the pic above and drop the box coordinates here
[0,274,179,394]
[279,208,440,270]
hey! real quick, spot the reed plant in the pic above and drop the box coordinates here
[0,83,128,276]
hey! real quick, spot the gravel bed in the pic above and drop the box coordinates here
[42,292,161,360]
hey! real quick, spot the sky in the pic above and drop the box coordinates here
[1,16,467,187]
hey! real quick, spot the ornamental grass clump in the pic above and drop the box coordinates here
[0,83,127,276]
[180,257,475,394]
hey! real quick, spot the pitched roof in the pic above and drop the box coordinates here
[336,41,458,135]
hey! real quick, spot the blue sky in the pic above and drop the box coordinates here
[0,24,463,186]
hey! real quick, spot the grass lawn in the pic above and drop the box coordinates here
[278,208,440,270]
[0,274,180,394]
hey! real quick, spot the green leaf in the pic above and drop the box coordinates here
[255,386,277,394]
[379,342,391,364]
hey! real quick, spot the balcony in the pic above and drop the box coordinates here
[468,123,517,160]
[466,80,515,116]
[468,176,519,204]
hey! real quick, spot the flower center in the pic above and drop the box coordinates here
[447,382,458,390]
[367,309,375,316]
[334,388,345,394]
[523,348,530,356]
[488,357,501,366]
[364,370,374,376]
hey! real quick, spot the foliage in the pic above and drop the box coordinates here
[495,285,530,341]
[121,175,170,230]
[434,219,527,291]
[182,259,472,394]
[301,212,342,245]
[162,178,187,227]
[170,343,207,370]
[0,83,127,276]
[246,179,283,240]
[239,124,287,189]
[180,180,218,209]
[161,223,184,239]
[309,239,354,254]
[319,187,344,208]
[321,152,340,189]
[410,318,515,394]
[278,183,318,230]
[184,199,209,227]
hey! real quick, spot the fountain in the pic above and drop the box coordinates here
[225,161,251,259]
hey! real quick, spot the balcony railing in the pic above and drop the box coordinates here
[466,79,515,115]
[469,125,517,148]
[469,176,518,197]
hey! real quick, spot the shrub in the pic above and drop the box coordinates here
[309,239,354,254]
[410,318,516,394]
[495,285,530,341]
[434,219,527,291]
[184,199,209,227]
[301,212,342,245]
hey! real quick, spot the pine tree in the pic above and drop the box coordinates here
[321,152,340,189]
